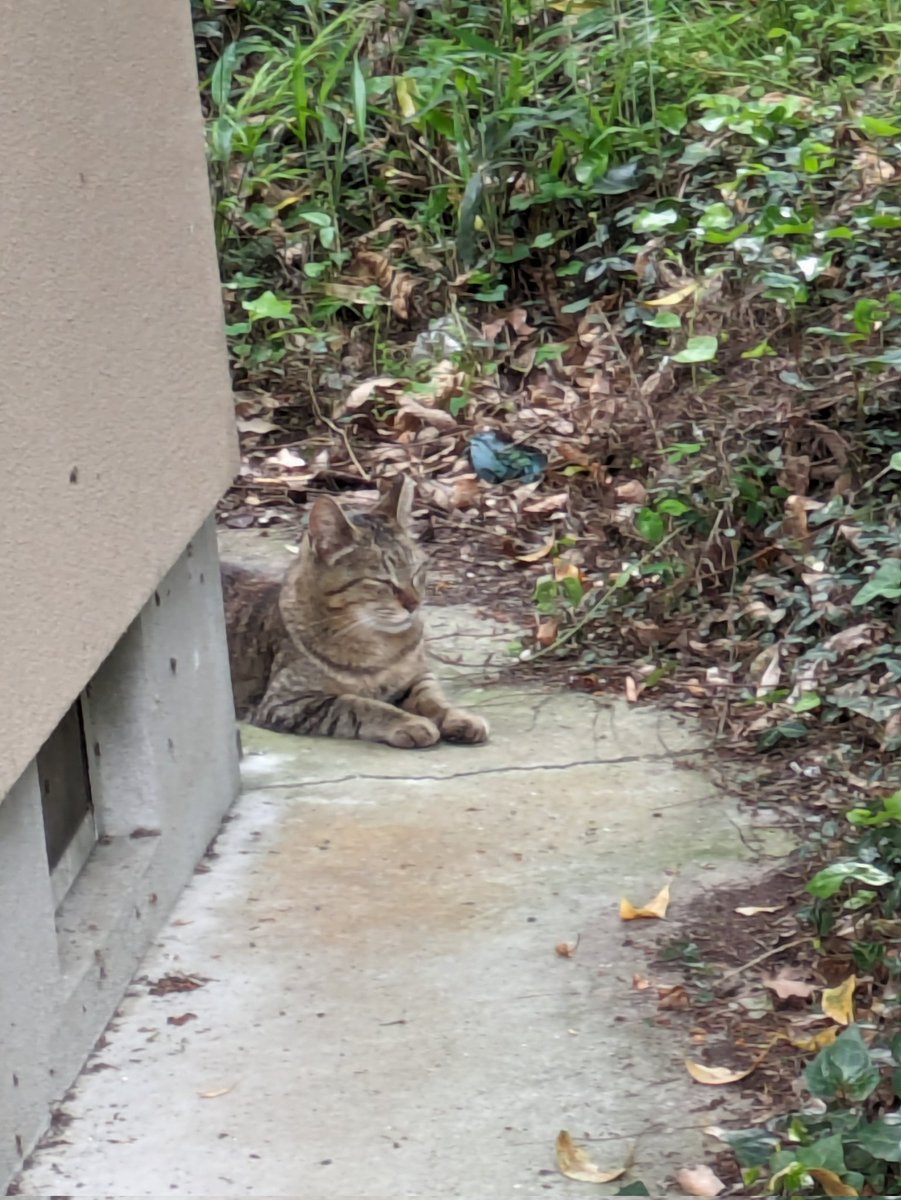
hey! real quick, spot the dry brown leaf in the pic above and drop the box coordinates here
[395,397,459,431]
[882,711,901,750]
[614,479,648,505]
[267,447,307,470]
[508,307,536,337]
[555,1131,626,1184]
[735,905,783,916]
[632,973,652,990]
[807,1167,858,1196]
[685,1060,754,1085]
[236,416,281,434]
[763,971,817,1001]
[166,1012,197,1027]
[658,984,690,1011]
[449,476,480,510]
[389,272,417,319]
[755,646,782,696]
[822,624,872,656]
[537,618,560,648]
[676,1164,726,1197]
[481,316,507,342]
[854,146,895,191]
[822,975,856,1026]
[427,360,465,406]
[620,883,670,921]
[555,938,579,958]
[351,248,393,290]
[344,376,402,411]
[782,493,811,548]
[639,366,675,401]
[702,1126,728,1142]
[522,491,569,515]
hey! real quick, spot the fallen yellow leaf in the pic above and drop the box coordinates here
[197,1083,236,1099]
[791,1025,839,1052]
[515,535,556,563]
[735,904,783,916]
[394,77,418,120]
[555,1131,626,1183]
[808,1167,858,1196]
[822,975,856,1026]
[644,282,699,307]
[548,0,599,12]
[685,1059,754,1086]
[620,882,671,920]
[676,1164,726,1197]
[553,557,583,584]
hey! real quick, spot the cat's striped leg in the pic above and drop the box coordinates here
[397,674,489,744]
[255,683,440,748]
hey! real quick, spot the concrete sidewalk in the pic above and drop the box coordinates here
[14,606,781,1198]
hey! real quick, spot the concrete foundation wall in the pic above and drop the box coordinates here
[0,0,238,799]
[0,521,240,1190]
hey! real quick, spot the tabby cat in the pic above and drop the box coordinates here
[222,477,489,748]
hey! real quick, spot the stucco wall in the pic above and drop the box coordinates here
[0,1,237,798]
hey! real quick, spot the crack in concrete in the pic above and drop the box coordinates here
[247,747,701,791]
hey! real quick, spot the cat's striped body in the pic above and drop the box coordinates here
[222,479,488,748]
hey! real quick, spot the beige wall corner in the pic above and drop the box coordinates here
[0,1,237,796]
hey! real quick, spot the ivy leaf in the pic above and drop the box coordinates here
[657,498,691,516]
[634,207,680,233]
[719,1126,782,1168]
[643,311,682,330]
[807,861,893,899]
[674,336,718,364]
[742,339,775,359]
[860,114,901,137]
[805,1024,880,1102]
[757,718,809,750]
[852,560,901,606]
[242,290,293,321]
[636,508,665,544]
[698,201,734,230]
[795,1133,846,1174]
[852,1115,901,1163]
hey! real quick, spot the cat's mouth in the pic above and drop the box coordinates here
[372,611,417,633]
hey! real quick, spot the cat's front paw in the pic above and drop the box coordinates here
[440,709,490,744]
[386,716,441,749]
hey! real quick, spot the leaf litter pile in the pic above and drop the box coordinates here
[195,2,901,1193]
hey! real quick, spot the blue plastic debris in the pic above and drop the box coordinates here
[468,431,547,485]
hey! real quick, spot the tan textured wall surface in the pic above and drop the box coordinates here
[0,1,237,797]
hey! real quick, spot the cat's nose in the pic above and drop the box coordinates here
[397,587,420,612]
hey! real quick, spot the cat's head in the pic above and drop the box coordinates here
[302,477,426,633]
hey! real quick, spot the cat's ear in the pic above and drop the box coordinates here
[308,496,357,563]
[372,475,414,528]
